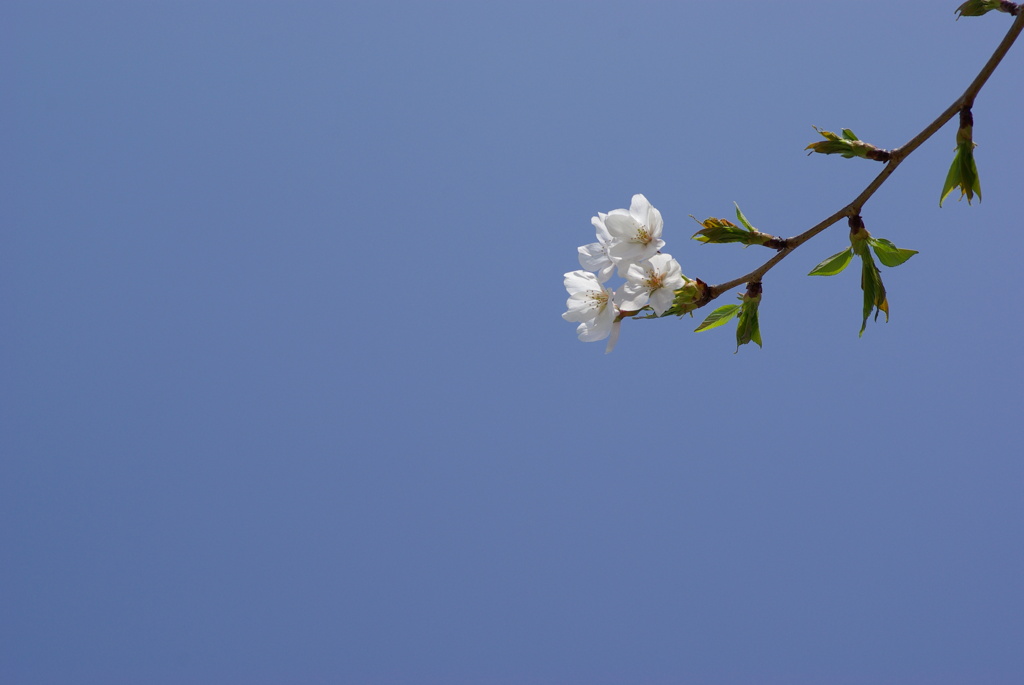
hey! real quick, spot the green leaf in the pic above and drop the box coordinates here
[815,127,841,142]
[691,213,771,247]
[956,0,1006,19]
[939,151,962,207]
[694,304,740,332]
[735,297,762,352]
[808,247,854,276]
[940,138,982,207]
[869,238,918,267]
[806,126,884,160]
[691,217,745,244]
[960,142,982,203]
[857,248,889,337]
[734,203,755,232]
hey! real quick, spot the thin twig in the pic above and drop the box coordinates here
[705,10,1024,303]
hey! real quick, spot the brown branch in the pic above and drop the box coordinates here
[704,10,1024,304]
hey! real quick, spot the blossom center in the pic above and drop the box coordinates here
[633,225,651,245]
[645,270,664,291]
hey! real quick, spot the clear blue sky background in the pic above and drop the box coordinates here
[3,2,1023,683]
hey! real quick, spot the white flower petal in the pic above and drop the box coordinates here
[577,242,605,269]
[603,211,637,241]
[607,240,647,262]
[604,319,622,354]
[591,212,612,243]
[663,273,685,292]
[629,194,651,222]
[577,243,616,283]
[609,239,663,266]
[647,253,672,271]
[576,304,616,341]
[649,288,676,316]
[647,205,664,238]
[617,294,650,312]
[625,260,651,282]
[563,270,599,295]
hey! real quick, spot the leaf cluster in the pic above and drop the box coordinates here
[940,122,982,206]
[956,0,1020,19]
[809,232,917,336]
[691,204,776,247]
[805,127,890,162]
[694,285,762,353]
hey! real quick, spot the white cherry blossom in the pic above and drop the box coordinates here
[562,270,619,343]
[616,253,686,316]
[562,194,679,352]
[577,212,617,283]
[604,194,665,268]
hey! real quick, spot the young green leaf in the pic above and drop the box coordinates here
[869,238,918,267]
[734,203,756,232]
[857,247,889,337]
[735,296,762,352]
[691,217,746,244]
[691,213,773,247]
[805,126,888,160]
[940,126,982,206]
[940,151,963,207]
[959,141,982,203]
[694,304,740,332]
[956,0,1007,19]
[808,247,854,276]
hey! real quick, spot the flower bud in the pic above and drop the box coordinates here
[665,278,708,316]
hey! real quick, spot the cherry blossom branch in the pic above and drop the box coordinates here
[704,9,1024,303]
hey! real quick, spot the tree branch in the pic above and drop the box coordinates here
[704,10,1024,302]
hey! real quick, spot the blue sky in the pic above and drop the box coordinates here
[3,2,1023,684]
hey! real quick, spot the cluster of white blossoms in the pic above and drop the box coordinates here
[563,194,688,353]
